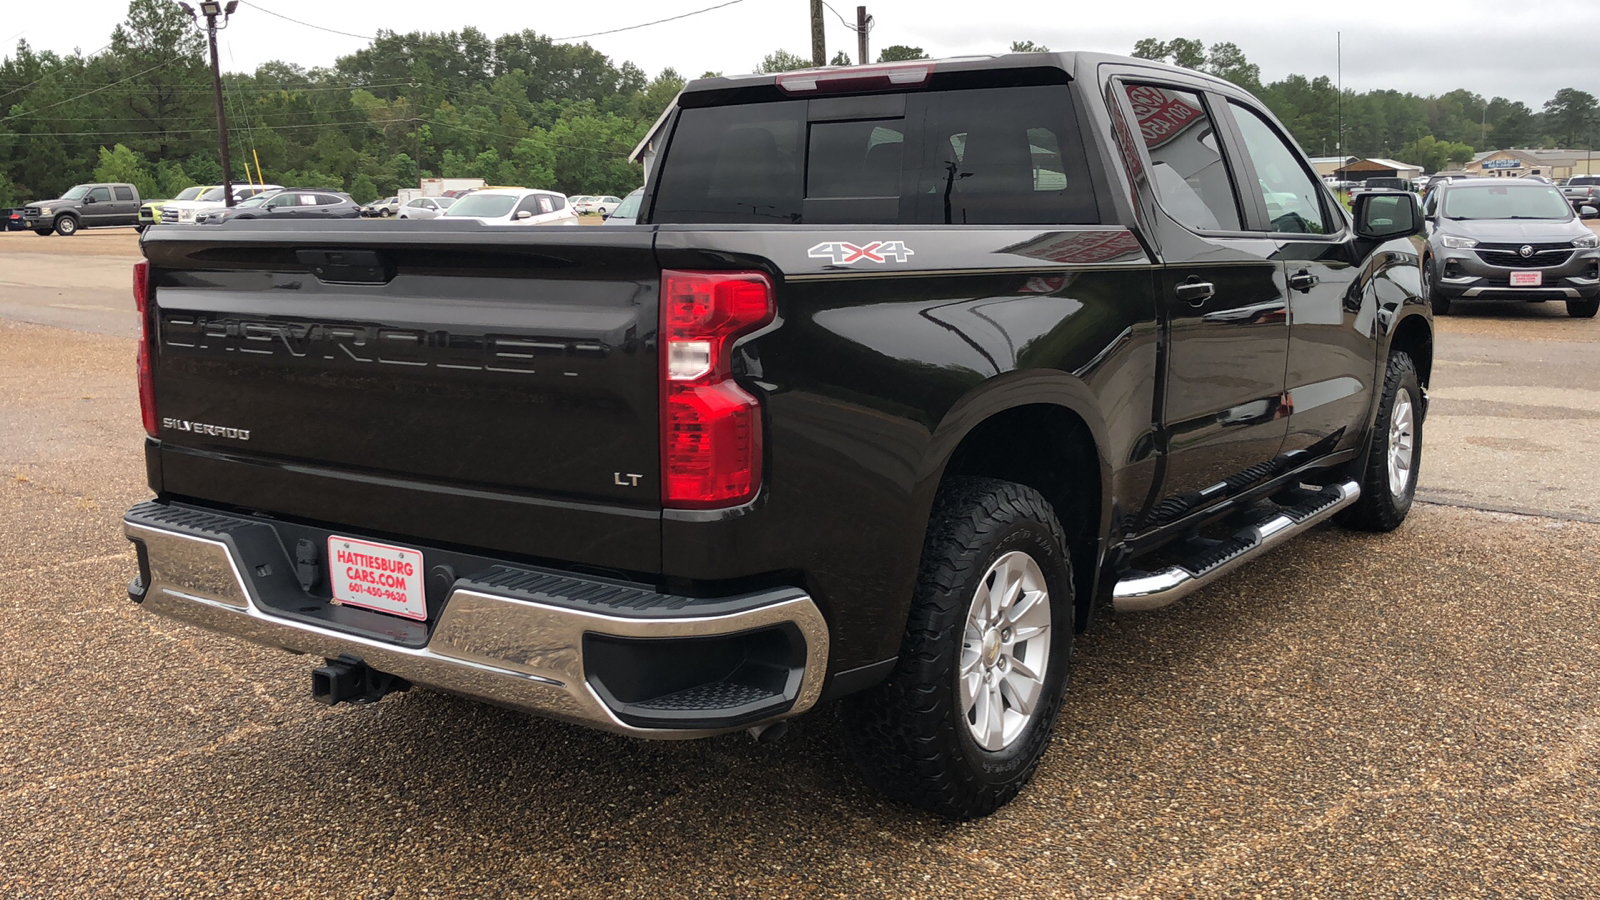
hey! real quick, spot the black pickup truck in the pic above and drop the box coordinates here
[123,52,1432,818]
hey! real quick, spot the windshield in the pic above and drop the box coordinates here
[444,194,517,218]
[174,186,204,201]
[61,185,90,200]
[236,194,271,208]
[436,197,456,208]
[614,190,643,218]
[1443,185,1572,220]
[198,187,226,202]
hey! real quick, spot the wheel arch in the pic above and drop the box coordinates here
[1387,310,1434,388]
[921,372,1113,631]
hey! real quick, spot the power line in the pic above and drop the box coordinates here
[0,116,384,138]
[820,1,872,33]
[237,0,376,41]
[552,0,746,41]
[0,58,174,123]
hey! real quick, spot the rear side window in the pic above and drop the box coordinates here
[1122,84,1241,232]
[114,186,134,201]
[652,85,1097,225]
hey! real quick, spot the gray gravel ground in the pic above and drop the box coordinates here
[2,242,1600,896]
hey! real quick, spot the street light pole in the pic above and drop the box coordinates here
[179,1,239,208]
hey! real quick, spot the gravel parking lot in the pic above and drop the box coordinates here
[2,230,1598,897]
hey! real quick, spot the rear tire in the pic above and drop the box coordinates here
[1567,297,1599,319]
[55,216,78,236]
[1421,256,1449,315]
[34,228,51,236]
[1339,351,1422,532]
[843,477,1074,820]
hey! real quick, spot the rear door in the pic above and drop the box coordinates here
[1112,78,1290,507]
[112,185,139,224]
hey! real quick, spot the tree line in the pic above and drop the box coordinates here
[4,4,1598,208]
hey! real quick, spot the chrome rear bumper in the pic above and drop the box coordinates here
[124,506,829,738]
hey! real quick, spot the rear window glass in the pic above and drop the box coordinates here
[652,85,1097,225]
[1571,176,1600,186]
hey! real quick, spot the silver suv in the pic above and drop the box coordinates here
[1421,179,1600,318]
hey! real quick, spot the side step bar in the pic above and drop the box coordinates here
[1112,481,1361,613]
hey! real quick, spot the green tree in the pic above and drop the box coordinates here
[1543,88,1598,147]
[757,49,811,73]
[1204,42,1260,91]
[830,50,853,66]
[1128,37,1204,70]
[877,45,926,62]
[91,144,158,198]
[1009,41,1049,53]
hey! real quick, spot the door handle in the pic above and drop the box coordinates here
[1289,270,1318,293]
[1175,277,1215,306]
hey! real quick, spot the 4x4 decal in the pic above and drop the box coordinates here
[808,240,916,265]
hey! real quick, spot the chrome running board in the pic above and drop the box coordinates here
[1112,480,1361,613]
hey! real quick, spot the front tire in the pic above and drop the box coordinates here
[1567,297,1599,319]
[34,228,52,236]
[1422,256,1449,315]
[1339,351,1422,532]
[843,477,1074,819]
[55,216,79,236]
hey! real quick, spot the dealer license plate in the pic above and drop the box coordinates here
[327,536,427,620]
[1510,271,1542,287]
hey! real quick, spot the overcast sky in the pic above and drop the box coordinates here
[5,0,1598,108]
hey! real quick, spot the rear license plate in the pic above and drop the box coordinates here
[328,536,426,620]
[1510,271,1543,287]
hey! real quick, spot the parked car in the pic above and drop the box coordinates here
[398,196,456,219]
[126,52,1432,819]
[139,185,208,232]
[1561,175,1600,214]
[161,184,283,224]
[1421,179,1600,317]
[441,188,577,225]
[198,189,361,224]
[22,182,141,235]
[575,195,624,216]
[361,196,401,217]
[602,188,644,225]
[4,208,29,231]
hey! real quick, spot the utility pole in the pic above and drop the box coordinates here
[180,1,239,208]
[856,6,870,66]
[810,0,825,67]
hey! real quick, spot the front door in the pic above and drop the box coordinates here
[1221,99,1371,459]
[83,185,113,226]
[1117,80,1290,512]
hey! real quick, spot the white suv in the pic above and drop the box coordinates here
[442,189,577,225]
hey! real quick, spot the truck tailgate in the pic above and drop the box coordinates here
[140,225,663,574]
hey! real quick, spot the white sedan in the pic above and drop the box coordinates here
[442,189,577,225]
[398,196,455,219]
[575,195,624,216]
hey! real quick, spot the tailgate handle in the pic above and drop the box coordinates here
[296,249,392,285]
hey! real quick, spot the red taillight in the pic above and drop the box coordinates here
[660,270,774,508]
[134,260,157,438]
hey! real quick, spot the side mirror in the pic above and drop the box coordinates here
[84,195,98,204]
[1582,205,1599,220]
[1353,192,1421,240]
[514,209,534,220]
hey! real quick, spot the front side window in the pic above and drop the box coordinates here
[1228,101,1332,234]
[1123,84,1241,232]
[86,186,112,202]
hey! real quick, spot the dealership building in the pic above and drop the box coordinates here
[1463,148,1598,180]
